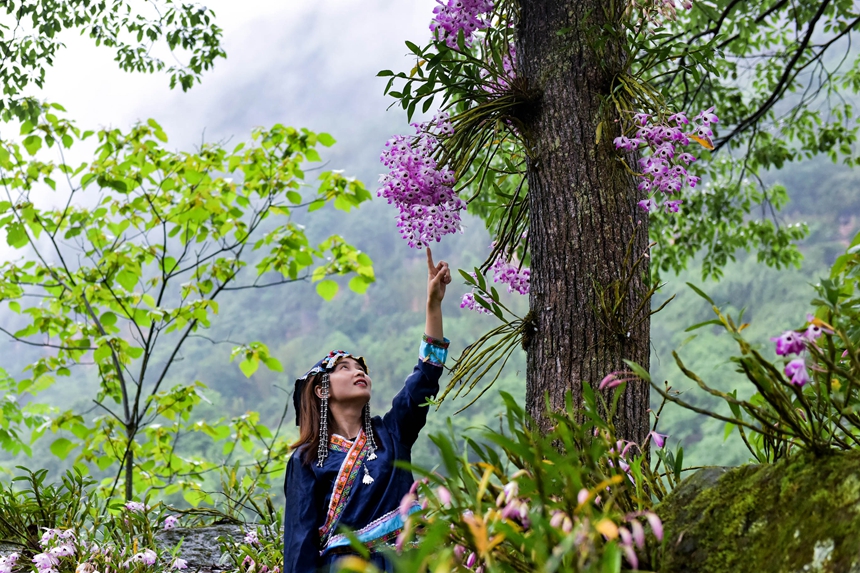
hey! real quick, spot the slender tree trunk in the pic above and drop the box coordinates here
[520,0,651,444]
[126,426,135,501]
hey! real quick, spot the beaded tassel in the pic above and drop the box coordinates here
[316,373,330,467]
[362,403,377,484]
[364,403,378,461]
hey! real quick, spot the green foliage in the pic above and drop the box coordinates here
[0,0,225,121]
[651,172,808,281]
[0,470,211,573]
[640,0,860,278]
[652,230,860,462]
[344,389,668,573]
[0,467,97,552]
[0,103,373,499]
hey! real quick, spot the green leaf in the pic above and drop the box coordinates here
[317,133,336,147]
[93,343,112,363]
[239,358,258,378]
[673,446,684,481]
[96,455,114,471]
[623,359,652,383]
[349,275,372,294]
[684,319,723,332]
[316,280,339,301]
[263,356,283,372]
[474,293,493,313]
[49,437,76,460]
[473,268,487,292]
[116,270,138,291]
[6,222,29,248]
[70,423,91,440]
[686,282,716,305]
[183,489,203,508]
[99,312,117,328]
[601,542,622,573]
[405,41,423,57]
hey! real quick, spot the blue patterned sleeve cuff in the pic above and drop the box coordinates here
[419,334,450,367]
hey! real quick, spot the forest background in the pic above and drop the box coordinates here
[0,0,856,509]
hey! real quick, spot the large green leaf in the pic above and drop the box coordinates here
[316,279,339,301]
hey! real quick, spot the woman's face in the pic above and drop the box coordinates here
[323,356,371,405]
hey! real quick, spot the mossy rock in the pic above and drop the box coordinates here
[655,451,860,573]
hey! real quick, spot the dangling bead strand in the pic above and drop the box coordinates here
[317,373,330,467]
[364,403,378,461]
[362,403,377,484]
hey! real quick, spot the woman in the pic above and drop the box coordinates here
[283,249,452,573]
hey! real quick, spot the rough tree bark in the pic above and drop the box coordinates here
[520,0,651,443]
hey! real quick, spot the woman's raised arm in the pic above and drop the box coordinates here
[424,247,450,340]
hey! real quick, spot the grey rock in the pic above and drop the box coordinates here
[156,524,248,572]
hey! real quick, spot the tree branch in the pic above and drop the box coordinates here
[713,0,833,152]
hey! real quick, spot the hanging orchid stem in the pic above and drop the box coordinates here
[439,319,526,409]
[454,333,522,414]
[481,177,529,274]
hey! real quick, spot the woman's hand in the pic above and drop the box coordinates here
[425,248,450,341]
[426,248,451,306]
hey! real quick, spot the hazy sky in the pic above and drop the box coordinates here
[37,0,439,182]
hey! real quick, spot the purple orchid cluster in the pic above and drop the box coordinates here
[771,317,826,387]
[0,553,17,573]
[490,256,530,295]
[616,512,664,570]
[42,524,188,572]
[25,514,189,573]
[241,557,278,573]
[244,529,262,547]
[379,112,466,249]
[460,254,531,314]
[430,0,494,49]
[125,501,149,512]
[606,432,668,476]
[613,107,718,214]
[33,529,78,573]
[460,291,493,314]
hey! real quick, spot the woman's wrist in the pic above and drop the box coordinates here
[425,301,443,341]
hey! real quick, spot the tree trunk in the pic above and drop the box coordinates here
[520,0,651,444]
[126,426,135,501]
